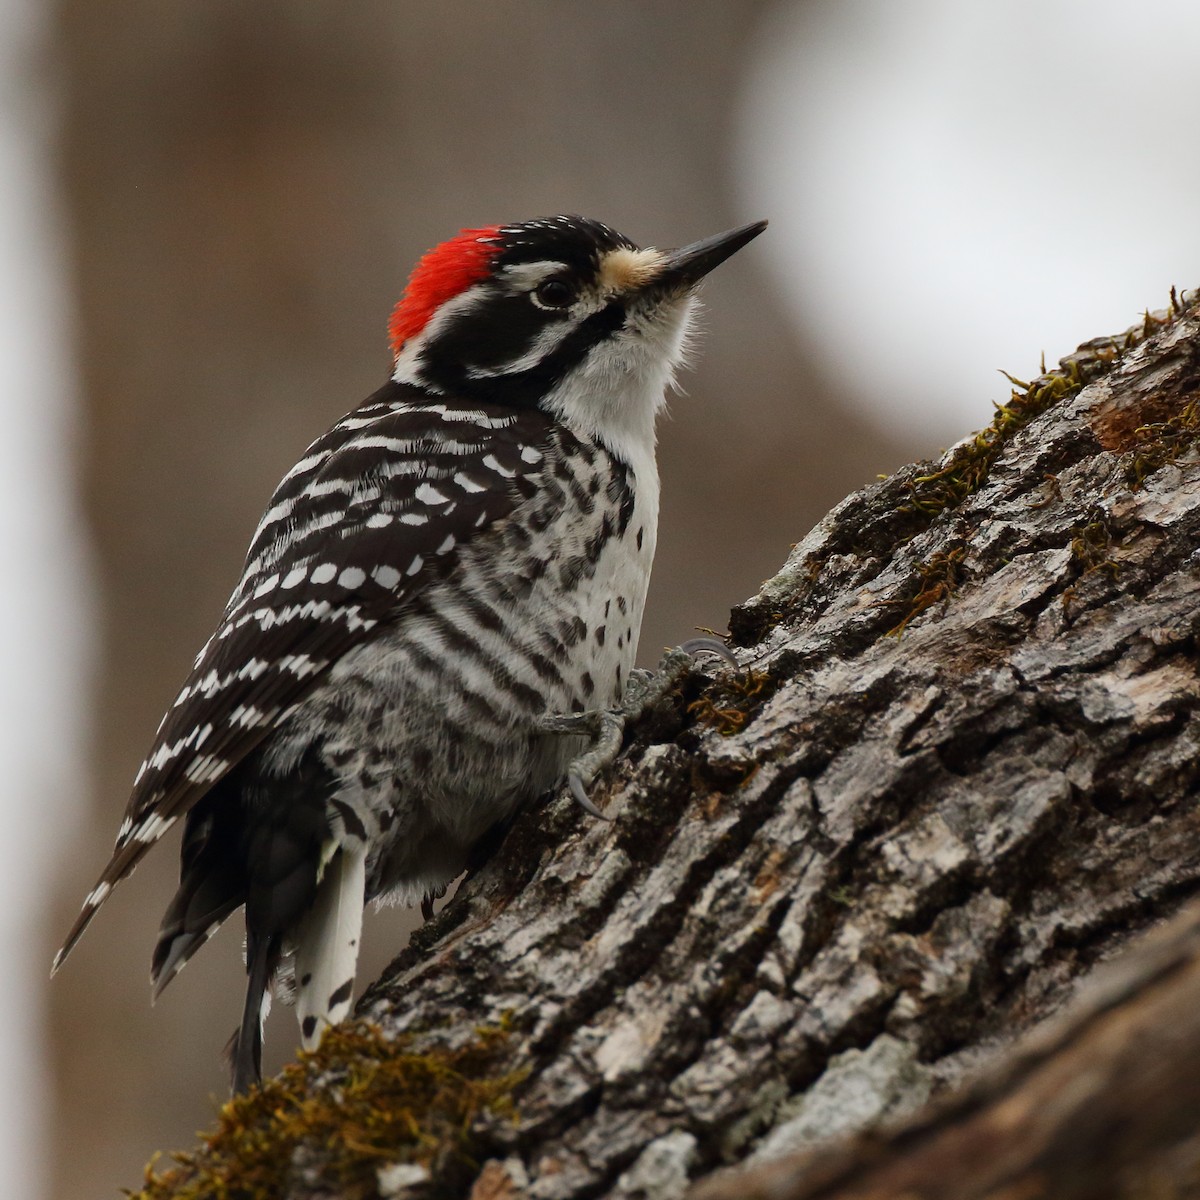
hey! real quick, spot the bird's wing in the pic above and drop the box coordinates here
[54,381,558,970]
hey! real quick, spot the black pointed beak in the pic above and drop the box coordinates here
[651,219,768,291]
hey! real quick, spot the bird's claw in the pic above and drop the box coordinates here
[569,773,613,821]
[543,637,740,820]
[678,635,741,672]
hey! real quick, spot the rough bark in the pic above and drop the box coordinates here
[134,295,1200,1200]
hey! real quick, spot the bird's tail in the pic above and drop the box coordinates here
[230,929,279,1095]
[293,843,367,1051]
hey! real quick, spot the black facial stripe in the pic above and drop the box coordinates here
[428,290,564,375]
[423,299,628,408]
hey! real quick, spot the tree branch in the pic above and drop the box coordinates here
[133,292,1200,1200]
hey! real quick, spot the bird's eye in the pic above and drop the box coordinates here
[533,279,575,309]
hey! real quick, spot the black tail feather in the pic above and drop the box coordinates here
[151,783,247,996]
[230,929,279,1095]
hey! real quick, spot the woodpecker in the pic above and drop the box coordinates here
[53,213,766,1093]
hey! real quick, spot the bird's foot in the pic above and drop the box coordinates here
[539,638,741,820]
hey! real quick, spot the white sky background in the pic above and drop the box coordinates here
[0,2,1197,1196]
[739,0,1200,444]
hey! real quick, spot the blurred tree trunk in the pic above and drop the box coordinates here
[48,4,897,1198]
[130,300,1200,1199]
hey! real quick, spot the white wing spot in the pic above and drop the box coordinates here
[134,813,178,844]
[282,566,308,589]
[400,512,429,526]
[482,454,516,479]
[520,445,543,464]
[185,754,228,785]
[437,535,456,555]
[229,704,270,729]
[453,472,487,494]
[310,563,338,585]
[278,654,325,679]
[407,555,423,577]
[414,482,448,506]
[366,513,393,529]
[338,567,366,589]
[372,565,401,589]
[253,573,280,598]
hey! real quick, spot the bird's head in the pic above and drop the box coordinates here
[389,215,766,454]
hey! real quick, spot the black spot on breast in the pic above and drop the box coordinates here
[636,526,644,550]
[300,973,312,987]
[617,596,628,615]
[302,1015,317,1039]
[558,555,588,588]
[328,979,354,1008]
[607,462,636,534]
[584,512,615,562]
[595,625,606,645]
[539,629,570,664]
[581,672,595,698]
[562,617,587,647]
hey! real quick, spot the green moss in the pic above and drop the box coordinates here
[1126,397,1200,488]
[1061,515,1121,613]
[128,1022,523,1200]
[687,668,771,736]
[904,293,1193,519]
[1068,518,1120,579]
[883,545,966,638]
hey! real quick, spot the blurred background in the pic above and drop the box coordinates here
[0,1,1194,1195]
